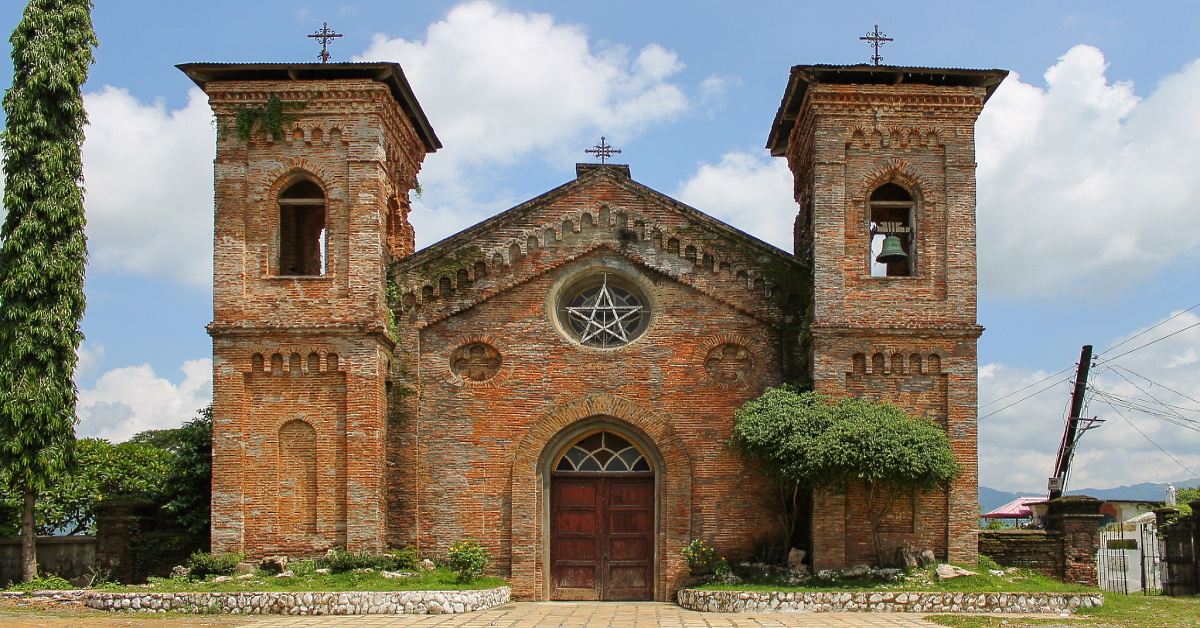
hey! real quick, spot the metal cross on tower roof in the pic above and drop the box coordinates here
[308,23,343,63]
[585,137,622,163]
[860,24,893,66]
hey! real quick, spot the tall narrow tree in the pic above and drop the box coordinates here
[0,0,96,582]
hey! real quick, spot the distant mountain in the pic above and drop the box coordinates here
[979,479,1199,513]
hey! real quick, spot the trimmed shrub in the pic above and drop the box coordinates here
[186,551,244,580]
[445,539,490,583]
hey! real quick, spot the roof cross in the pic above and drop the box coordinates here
[585,137,622,163]
[859,25,893,66]
[308,23,343,63]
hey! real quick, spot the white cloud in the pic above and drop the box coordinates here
[81,86,215,287]
[76,358,212,442]
[980,311,1200,492]
[674,151,796,251]
[75,342,106,382]
[977,45,1200,301]
[354,0,689,246]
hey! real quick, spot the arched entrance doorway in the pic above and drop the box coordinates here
[549,429,654,600]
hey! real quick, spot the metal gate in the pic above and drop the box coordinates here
[1097,522,1164,594]
[1162,519,1198,596]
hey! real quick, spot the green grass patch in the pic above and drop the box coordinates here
[694,563,1097,594]
[94,567,506,593]
[926,593,1200,627]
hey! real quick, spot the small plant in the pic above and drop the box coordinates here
[186,551,245,580]
[977,554,1001,571]
[233,95,305,142]
[385,546,420,570]
[5,574,72,591]
[445,538,490,583]
[683,539,722,575]
[322,547,379,574]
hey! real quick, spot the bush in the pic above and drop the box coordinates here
[186,551,244,580]
[5,574,72,591]
[977,554,1001,570]
[385,546,420,570]
[318,546,420,573]
[683,539,721,575]
[321,547,379,574]
[445,539,490,583]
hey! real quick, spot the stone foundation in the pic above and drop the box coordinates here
[676,589,1103,614]
[83,586,511,615]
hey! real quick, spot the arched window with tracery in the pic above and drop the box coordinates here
[554,430,651,473]
[278,179,326,275]
[868,182,915,277]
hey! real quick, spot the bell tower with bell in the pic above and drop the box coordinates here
[768,65,1006,569]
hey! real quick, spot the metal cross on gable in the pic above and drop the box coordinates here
[308,22,343,63]
[585,137,622,163]
[860,24,893,66]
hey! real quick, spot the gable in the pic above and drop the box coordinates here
[390,164,809,330]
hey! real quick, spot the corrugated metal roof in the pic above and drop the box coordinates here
[176,62,440,152]
[766,64,1008,156]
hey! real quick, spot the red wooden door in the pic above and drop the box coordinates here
[550,475,654,600]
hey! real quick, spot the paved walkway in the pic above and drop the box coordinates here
[241,602,947,627]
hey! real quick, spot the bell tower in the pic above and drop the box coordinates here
[180,63,439,556]
[768,65,1006,568]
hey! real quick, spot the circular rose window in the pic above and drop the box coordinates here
[558,273,648,348]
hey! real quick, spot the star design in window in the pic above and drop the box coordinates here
[565,275,645,347]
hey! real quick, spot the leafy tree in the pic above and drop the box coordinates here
[1177,485,1200,517]
[0,0,97,581]
[0,439,171,535]
[732,387,961,565]
[156,406,213,535]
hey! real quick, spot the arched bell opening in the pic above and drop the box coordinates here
[868,182,915,277]
[540,418,660,602]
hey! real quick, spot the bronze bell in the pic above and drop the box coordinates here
[875,235,908,263]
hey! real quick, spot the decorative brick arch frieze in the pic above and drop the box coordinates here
[508,394,693,601]
[245,348,343,375]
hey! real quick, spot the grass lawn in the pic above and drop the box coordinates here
[694,563,1097,594]
[926,593,1200,627]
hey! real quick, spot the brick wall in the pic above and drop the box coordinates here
[190,65,433,558]
[979,496,1103,586]
[389,165,808,600]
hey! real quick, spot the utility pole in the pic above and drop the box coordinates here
[1048,345,1102,499]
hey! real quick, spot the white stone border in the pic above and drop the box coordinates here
[83,586,511,615]
[676,589,1103,614]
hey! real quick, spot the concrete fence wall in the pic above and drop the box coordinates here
[0,535,96,587]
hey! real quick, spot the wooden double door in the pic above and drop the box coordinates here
[550,474,654,600]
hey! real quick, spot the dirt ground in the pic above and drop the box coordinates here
[0,596,252,627]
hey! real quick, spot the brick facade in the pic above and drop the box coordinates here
[186,61,1004,601]
[768,66,1006,570]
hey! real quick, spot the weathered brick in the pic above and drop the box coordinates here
[188,62,1003,601]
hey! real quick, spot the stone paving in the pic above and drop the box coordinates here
[240,602,948,627]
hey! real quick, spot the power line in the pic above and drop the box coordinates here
[1108,366,1199,425]
[1095,397,1200,482]
[979,374,1074,421]
[1100,302,1200,355]
[979,365,1075,410]
[1108,364,1200,408]
[1096,319,1200,365]
[1090,389,1200,432]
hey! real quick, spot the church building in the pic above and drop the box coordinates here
[180,60,1005,601]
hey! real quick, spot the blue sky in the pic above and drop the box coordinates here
[1,1,1198,494]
